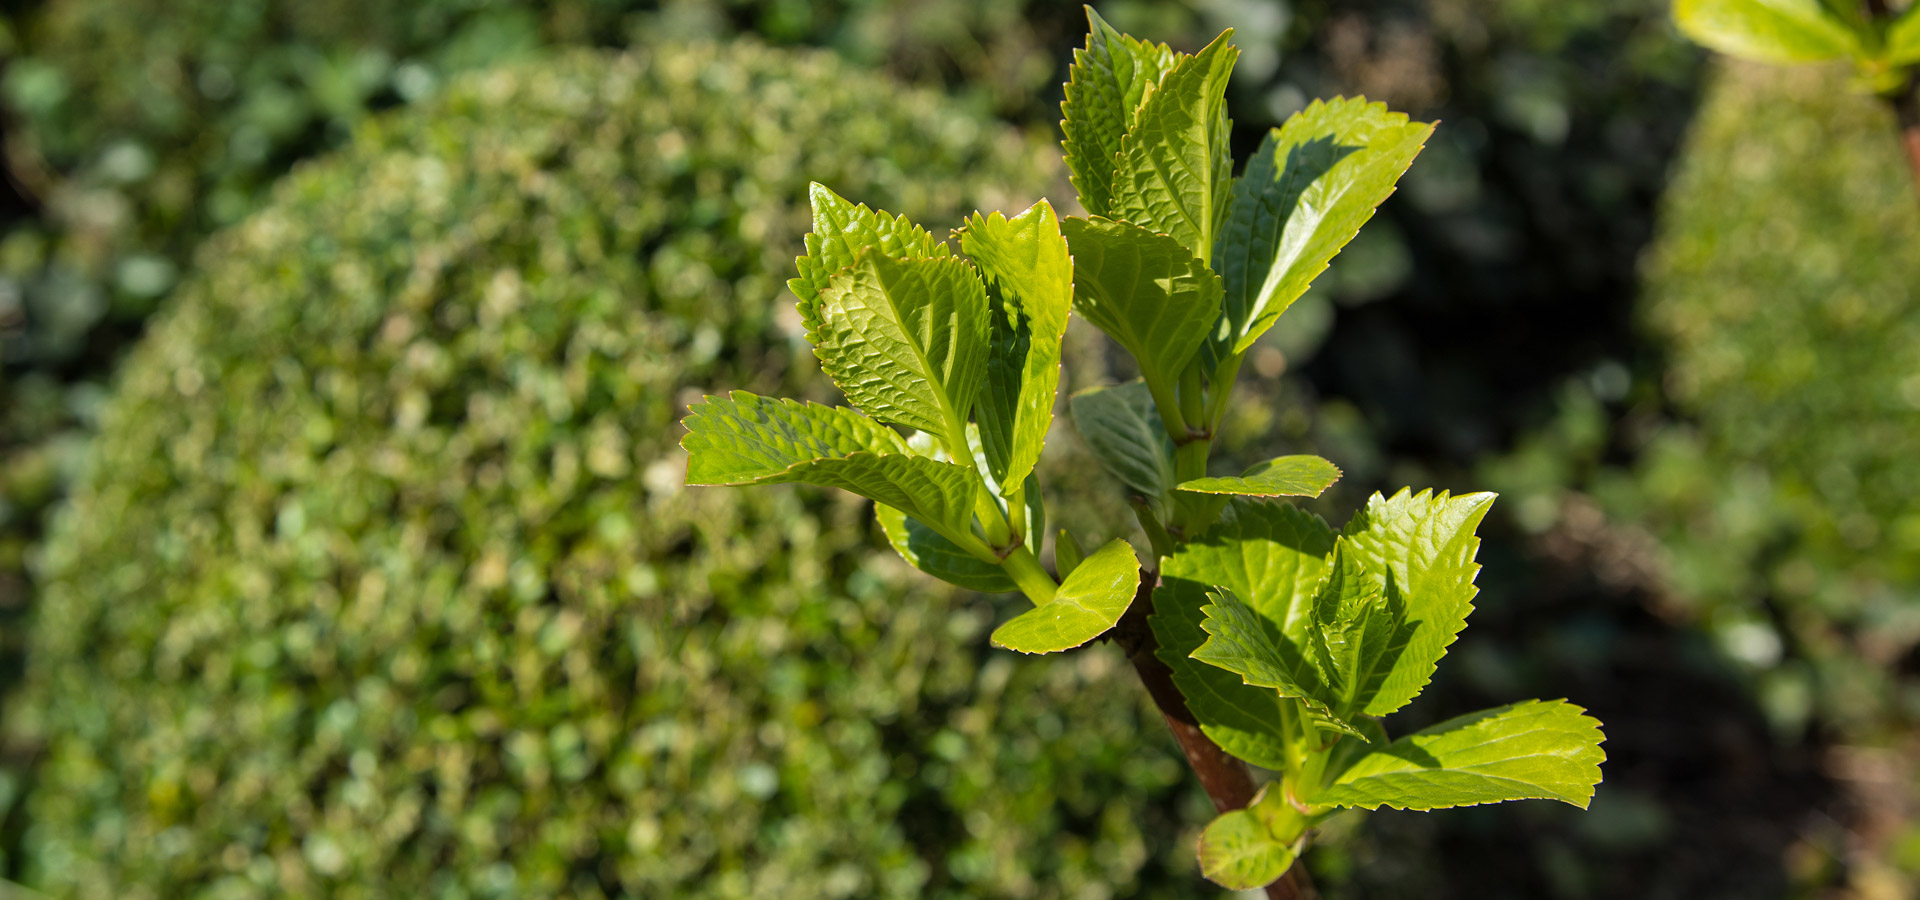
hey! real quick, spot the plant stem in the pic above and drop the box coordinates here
[1113,574,1320,900]
[1000,545,1058,603]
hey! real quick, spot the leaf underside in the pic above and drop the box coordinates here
[1068,380,1177,519]
[1310,699,1607,811]
[876,504,1016,592]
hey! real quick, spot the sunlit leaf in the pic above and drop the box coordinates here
[1062,215,1223,388]
[1309,700,1607,811]
[1673,0,1863,64]
[1108,30,1238,262]
[992,539,1141,653]
[1060,8,1178,216]
[1177,455,1342,499]
[962,200,1072,495]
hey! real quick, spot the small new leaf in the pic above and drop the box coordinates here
[1673,0,1863,64]
[1108,30,1238,263]
[1198,786,1299,890]
[961,200,1072,495]
[814,253,989,451]
[1308,541,1413,720]
[992,539,1142,654]
[1153,500,1343,766]
[1209,98,1431,362]
[1193,589,1366,739]
[1178,455,1342,499]
[1069,380,1177,519]
[791,183,949,337]
[1309,700,1607,811]
[1339,489,1494,716]
[1060,8,1178,217]
[682,392,980,545]
[1062,216,1224,388]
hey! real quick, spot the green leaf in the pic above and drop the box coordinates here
[1888,4,1920,66]
[876,504,1017,593]
[1673,0,1863,64]
[1061,216,1224,387]
[1198,786,1300,890]
[790,183,948,337]
[991,539,1141,654]
[1060,8,1178,217]
[1109,30,1238,263]
[1307,540,1414,720]
[1152,500,1340,767]
[1309,699,1607,811]
[682,391,980,543]
[1177,455,1343,499]
[1068,380,1177,519]
[961,200,1072,495]
[813,253,990,451]
[682,389,908,476]
[1192,588,1330,700]
[1339,489,1495,717]
[1209,99,1432,362]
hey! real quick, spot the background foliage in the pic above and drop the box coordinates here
[9,42,1224,898]
[0,0,1913,896]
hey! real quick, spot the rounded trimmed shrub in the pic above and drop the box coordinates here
[14,44,1200,899]
[1630,61,1920,735]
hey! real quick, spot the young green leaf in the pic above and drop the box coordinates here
[1209,99,1432,361]
[1108,30,1239,263]
[813,253,990,452]
[1308,700,1607,811]
[1307,541,1414,720]
[1339,489,1495,717]
[1061,216,1224,390]
[1069,380,1177,519]
[1148,582,1293,769]
[1177,454,1343,499]
[1197,786,1299,890]
[961,200,1072,495]
[1060,8,1178,217]
[991,538,1142,654]
[790,183,949,336]
[1192,588,1326,701]
[1888,4,1920,66]
[683,391,981,547]
[1673,0,1863,64]
[876,504,1018,593]
[1152,500,1340,767]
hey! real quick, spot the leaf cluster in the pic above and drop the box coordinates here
[681,9,1606,891]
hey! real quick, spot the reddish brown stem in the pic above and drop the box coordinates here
[1113,573,1320,900]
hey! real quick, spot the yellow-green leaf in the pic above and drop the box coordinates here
[991,539,1141,654]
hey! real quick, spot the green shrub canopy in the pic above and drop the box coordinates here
[16,44,1197,898]
[1632,60,1920,733]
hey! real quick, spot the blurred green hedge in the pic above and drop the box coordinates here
[1634,61,1920,735]
[1491,59,1920,742]
[11,43,1208,897]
